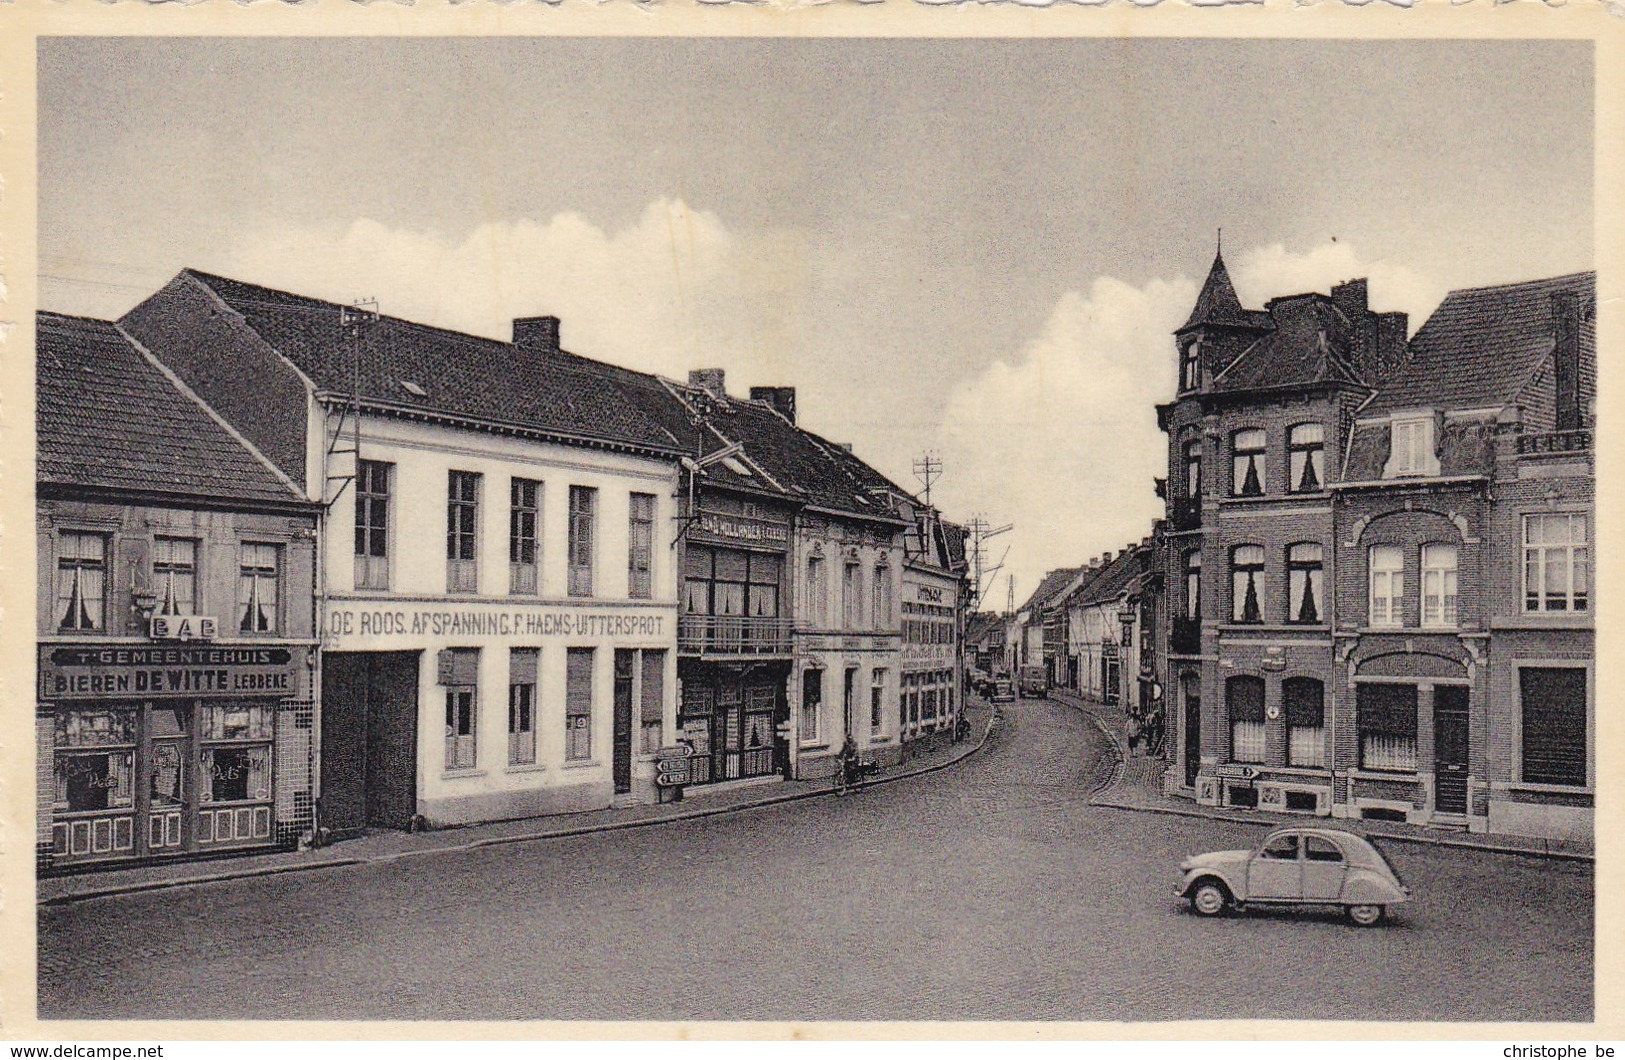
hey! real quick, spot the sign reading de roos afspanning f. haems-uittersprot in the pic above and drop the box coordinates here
[39,645,299,699]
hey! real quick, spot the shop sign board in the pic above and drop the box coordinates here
[149,614,219,641]
[690,511,790,547]
[324,602,671,642]
[40,645,299,699]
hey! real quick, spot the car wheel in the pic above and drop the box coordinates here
[1347,904,1384,927]
[1190,880,1230,917]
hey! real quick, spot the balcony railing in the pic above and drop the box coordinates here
[1170,498,1202,532]
[1518,428,1592,455]
[1170,616,1202,656]
[678,614,795,656]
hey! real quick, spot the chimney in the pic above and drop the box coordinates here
[749,386,797,424]
[833,442,853,453]
[689,368,726,398]
[1552,290,1585,431]
[1331,278,1369,319]
[513,316,561,354]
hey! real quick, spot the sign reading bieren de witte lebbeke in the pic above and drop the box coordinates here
[39,645,299,699]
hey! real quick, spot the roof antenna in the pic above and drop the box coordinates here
[1216,227,1223,257]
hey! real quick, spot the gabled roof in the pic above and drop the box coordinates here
[1362,272,1595,416]
[1019,567,1082,615]
[179,269,686,456]
[1072,547,1141,608]
[1180,251,1272,332]
[36,312,304,506]
[1213,294,1365,392]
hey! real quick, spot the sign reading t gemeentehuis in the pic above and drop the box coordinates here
[324,602,670,642]
[40,645,299,699]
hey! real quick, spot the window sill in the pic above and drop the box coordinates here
[505,763,546,775]
[441,768,487,780]
[1218,624,1331,634]
[561,759,601,771]
[800,742,831,752]
[1490,614,1592,630]
[1493,781,1593,796]
[1350,769,1420,782]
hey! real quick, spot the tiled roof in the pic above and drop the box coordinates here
[1072,548,1142,607]
[1020,567,1082,614]
[1363,272,1595,416]
[182,270,685,455]
[36,312,302,505]
[1214,295,1363,391]
[1181,252,1268,332]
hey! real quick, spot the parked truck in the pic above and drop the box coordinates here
[1018,665,1047,698]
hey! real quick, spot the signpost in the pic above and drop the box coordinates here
[655,745,694,800]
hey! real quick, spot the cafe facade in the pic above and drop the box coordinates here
[36,312,321,871]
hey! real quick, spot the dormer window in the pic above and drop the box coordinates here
[1385,413,1438,477]
[1181,339,1202,391]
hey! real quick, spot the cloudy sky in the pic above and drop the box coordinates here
[39,37,1592,606]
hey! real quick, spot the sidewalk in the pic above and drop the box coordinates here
[1052,688,1594,863]
[38,698,1000,906]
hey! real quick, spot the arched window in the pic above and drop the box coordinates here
[1284,677,1325,768]
[1231,545,1265,624]
[1227,675,1266,764]
[1231,429,1267,497]
[1286,542,1324,625]
[1287,423,1325,493]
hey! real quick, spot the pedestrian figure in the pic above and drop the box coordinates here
[1126,715,1143,757]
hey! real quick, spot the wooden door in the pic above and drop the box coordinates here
[366,652,420,830]
[1433,685,1469,816]
[613,650,635,794]
[319,654,369,837]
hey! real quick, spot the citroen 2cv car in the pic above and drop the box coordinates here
[1177,825,1410,926]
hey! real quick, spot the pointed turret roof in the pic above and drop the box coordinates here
[1180,250,1266,332]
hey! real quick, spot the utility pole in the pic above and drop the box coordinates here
[912,451,943,509]
[964,513,1012,612]
[326,298,379,507]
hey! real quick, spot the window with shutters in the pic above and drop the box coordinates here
[628,492,655,599]
[1231,545,1264,624]
[1231,428,1266,497]
[1519,667,1587,787]
[1284,677,1325,768]
[447,471,480,593]
[806,556,827,628]
[508,649,538,766]
[565,648,594,761]
[639,650,666,753]
[1287,423,1324,493]
[843,561,863,630]
[1357,683,1417,772]
[57,532,109,632]
[1421,543,1459,627]
[510,478,540,595]
[1369,545,1404,628]
[872,564,893,629]
[1286,543,1323,625]
[1227,675,1266,764]
[568,486,597,598]
[443,648,479,771]
[354,460,392,590]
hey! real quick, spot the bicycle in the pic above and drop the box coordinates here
[832,742,877,795]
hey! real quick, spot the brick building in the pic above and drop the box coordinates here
[36,312,321,871]
[1153,253,1594,841]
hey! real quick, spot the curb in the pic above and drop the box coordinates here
[1058,691,1594,865]
[41,709,999,906]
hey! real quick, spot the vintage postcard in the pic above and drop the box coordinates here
[0,0,1620,1043]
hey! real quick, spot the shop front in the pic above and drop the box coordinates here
[38,642,312,869]
[676,661,790,784]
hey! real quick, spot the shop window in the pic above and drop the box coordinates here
[800,668,823,744]
[568,486,597,598]
[640,651,665,754]
[1421,543,1459,627]
[509,648,538,766]
[1230,545,1265,624]
[628,492,655,599]
[238,543,280,634]
[1227,675,1265,764]
[1369,545,1404,627]
[200,703,274,804]
[153,537,198,616]
[1286,543,1323,624]
[870,669,887,734]
[1287,423,1324,493]
[843,562,864,630]
[355,460,392,590]
[1523,513,1589,613]
[1284,677,1325,768]
[441,649,479,771]
[1520,667,1587,787]
[510,478,541,595]
[565,648,594,760]
[204,746,271,804]
[57,531,108,632]
[1231,428,1266,497]
[447,470,481,593]
[53,709,136,814]
[1357,683,1418,772]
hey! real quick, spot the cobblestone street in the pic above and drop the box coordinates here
[39,695,1592,1023]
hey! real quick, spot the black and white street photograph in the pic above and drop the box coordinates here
[6,13,1616,1035]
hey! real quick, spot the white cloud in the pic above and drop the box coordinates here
[221,199,800,387]
[936,241,1444,609]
